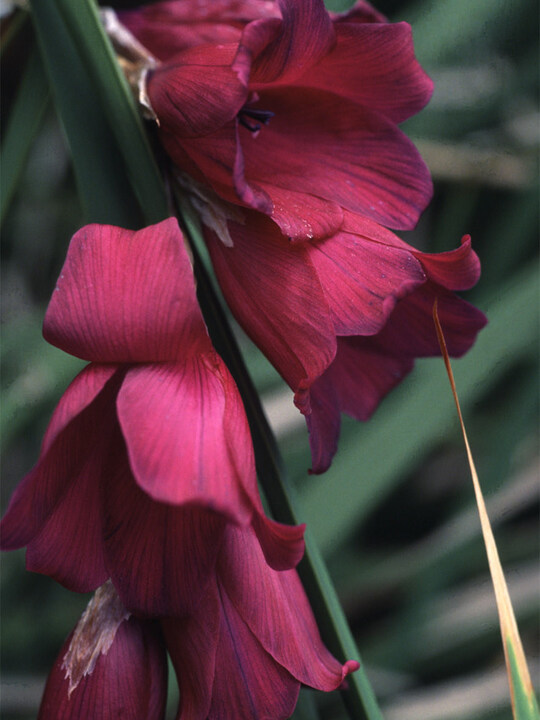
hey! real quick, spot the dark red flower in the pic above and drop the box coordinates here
[201,209,487,473]
[162,523,359,719]
[0,218,304,615]
[38,583,167,720]
[140,0,433,235]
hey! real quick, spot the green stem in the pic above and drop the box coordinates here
[30,1,145,227]
[52,0,168,223]
[182,206,383,720]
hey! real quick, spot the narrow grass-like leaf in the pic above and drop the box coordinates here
[406,0,530,65]
[433,300,539,720]
[303,264,538,555]
[52,0,168,223]
[29,1,144,227]
[1,47,49,226]
[335,454,539,601]
[509,643,540,720]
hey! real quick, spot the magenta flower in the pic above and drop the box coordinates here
[113,0,484,474]
[37,536,360,720]
[140,0,433,236]
[162,523,359,719]
[0,218,304,615]
[38,583,167,720]
[203,210,487,472]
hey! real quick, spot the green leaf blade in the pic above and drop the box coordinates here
[1,47,49,226]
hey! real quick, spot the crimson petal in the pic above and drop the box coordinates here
[121,0,280,61]
[0,364,117,551]
[303,372,341,475]
[44,219,210,363]
[308,230,425,335]
[240,0,335,84]
[413,235,482,291]
[25,452,108,592]
[239,87,432,231]
[306,337,414,473]
[103,446,226,617]
[306,285,486,473]
[38,616,167,720]
[211,581,300,719]
[117,360,252,523]
[251,512,305,571]
[162,586,220,720]
[342,214,482,291]
[148,44,248,137]
[375,285,487,358]
[298,22,433,124]
[269,186,344,240]
[179,124,345,238]
[219,525,357,689]
[204,214,336,399]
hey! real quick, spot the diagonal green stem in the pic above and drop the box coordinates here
[51,0,168,223]
[182,206,384,720]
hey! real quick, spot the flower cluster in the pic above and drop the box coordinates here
[2,1,487,718]
[3,219,356,718]
[126,0,486,471]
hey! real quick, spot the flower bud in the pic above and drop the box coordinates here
[38,582,167,720]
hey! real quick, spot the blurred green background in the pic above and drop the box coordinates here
[1,0,538,718]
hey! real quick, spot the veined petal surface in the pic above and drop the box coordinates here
[0,364,117,553]
[241,0,335,85]
[342,213,482,290]
[162,589,219,720]
[219,525,357,689]
[309,230,425,335]
[204,213,336,396]
[237,87,432,230]
[210,583,300,719]
[121,0,280,61]
[38,617,167,720]
[297,22,433,124]
[103,444,227,617]
[149,44,248,137]
[117,359,253,522]
[44,219,210,363]
[307,337,414,473]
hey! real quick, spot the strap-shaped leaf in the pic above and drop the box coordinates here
[1,47,49,226]
[52,0,168,223]
[433,299,539,720]
[29,1,144,227]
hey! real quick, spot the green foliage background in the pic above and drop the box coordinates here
[1,1,538,718]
